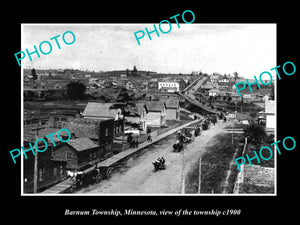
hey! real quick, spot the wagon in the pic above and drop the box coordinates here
[69,163,114,191]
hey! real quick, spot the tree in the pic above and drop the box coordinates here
[31,68,37,80]
[133,65,137,76]
[116,87,134,102]
[233,72,238,82]
[66,81,86,100]
[244,124,267,147]
[270,85,275,100]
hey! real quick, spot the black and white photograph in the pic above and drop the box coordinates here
[21,24,277,195]
[3,5,298,223]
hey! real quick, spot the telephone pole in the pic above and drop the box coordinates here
[31,125,45,193]
[198,156,202,194]
[181,148,186,194]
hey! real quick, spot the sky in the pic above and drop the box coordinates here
[22,23,276,79]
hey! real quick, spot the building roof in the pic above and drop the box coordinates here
[65,118,99,139]
[163,98,180,109]
[202,82,214,89]
[135,103,148,115]
[125,116,140,124]
[138,101,166,112]
[208,89,220,93]
[82,102,122,119]
[67,137,99,152]
[24,127,61,143]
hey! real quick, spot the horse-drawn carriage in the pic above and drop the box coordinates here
[67,163,113,191]
[202,119,210,130]
[152,157,166,172]
[173,129,195,152]
[208,115,217,125]
[194,125,201,137]
[173,141,184,152]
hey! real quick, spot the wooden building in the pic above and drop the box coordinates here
[163,98,180,121]
[23,144,67,193]
[64,117,115,159]
[82,102,124,137]
[124,103,148,132]
[143,101,167,127]
[52,137,100,170]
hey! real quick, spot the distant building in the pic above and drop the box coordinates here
[158,82,180,92]
[201,81,214,91]
[217,76,230,88]
[243,94,253,103]
[208,89,220,97]
[265,100,275,133]
[124,80,135,90]
[210,74,220,83]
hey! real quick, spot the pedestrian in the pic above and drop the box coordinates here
[135,137,139,148]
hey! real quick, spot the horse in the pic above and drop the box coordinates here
[194,126,201,136]
[66,170,84,189]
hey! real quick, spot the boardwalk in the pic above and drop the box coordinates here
[41,178,73,194]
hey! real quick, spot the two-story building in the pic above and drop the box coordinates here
[64,117,115,159]
[23,127,68,193]
[158,81,180,92]
[82,102,124,137]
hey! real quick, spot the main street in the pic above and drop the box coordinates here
[76,120,230,194]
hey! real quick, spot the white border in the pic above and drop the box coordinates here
[21,23,277,196]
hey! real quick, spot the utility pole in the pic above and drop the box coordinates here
[31,125,45,193]
[198,156,202,194]
[181,148,186,194]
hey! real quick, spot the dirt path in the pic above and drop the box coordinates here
[77,120,230,194]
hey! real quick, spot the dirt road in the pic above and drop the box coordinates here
[76,120,229,194]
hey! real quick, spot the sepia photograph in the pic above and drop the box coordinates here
[21,23,277,195]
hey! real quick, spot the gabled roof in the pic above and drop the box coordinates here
[135,103,148,115]
[82,102,121,119]
[163,98,180,109]
[208,89,220,93]
[67,137,99,152]
[144,101,166,112]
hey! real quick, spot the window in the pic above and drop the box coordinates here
[90,152,97,161]
[105,128,108,136]
[59,165,64,177]
[38,167,45,182]
[105,143,111,151]
[66,152,72,159]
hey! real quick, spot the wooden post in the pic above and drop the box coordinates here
[33,142,38,194]
[181,148,186,194]
[198,156,202,194]
[32,125,45,193]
